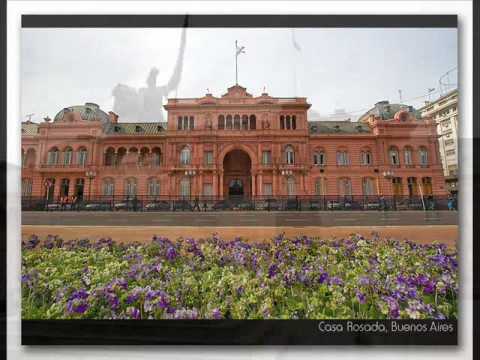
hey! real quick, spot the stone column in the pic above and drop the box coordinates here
[213,171,218,197]
[272,171,277,196]
[257,172,263,197]
[251,173,256,197]
[198,172,203,196]
[219,172,223,199]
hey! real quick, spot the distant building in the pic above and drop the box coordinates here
[329,108,352,122]
[418,89,458,194]
[358,100,421,123]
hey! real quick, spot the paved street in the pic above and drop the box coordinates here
[22,210,458,227]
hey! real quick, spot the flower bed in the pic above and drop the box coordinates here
[21,233,457,320]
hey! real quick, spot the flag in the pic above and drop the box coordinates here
[291,29,301,52]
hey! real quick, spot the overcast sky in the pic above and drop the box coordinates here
[21,27,457,123]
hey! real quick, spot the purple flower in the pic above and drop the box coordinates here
[268,264,278,278]
[212,308,222,319]
[358,276,370,286]
[329,276,343,286]
[356,290,367,304]
[166,247,178,261]
[423,280,436,294]
[126,307,141,319]
[318,272,329,284]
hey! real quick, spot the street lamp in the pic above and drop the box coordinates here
[382,169,395,210]
[85,170,96,201]
[382,170,395,179]
[281,169,293,176]
[184,170,196,177]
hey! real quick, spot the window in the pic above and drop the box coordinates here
[263,183,273,196]
[24,149,36,168]
[287,177,296,196]
[226,115,233,129]
[389,147,400,166]
[218,115,225,130]
[285,146,295,165]
[78,148,88,166]
[63,148,73,165]
[280,115,285,129]
[313,151,325,166]
[234,115,241,130]
[336,150,349,166]
[242,115,249,130]
[104,148,116,166]
[183,116,189,130]
[404,147,413,166]
[180,177,191,197]
[60,178,70,197]
[249,115,256,130]
[21,178,33,197]
[152,148,162,167]
[189,116,194,130]
[180,146,191,165]
[315,178,326,196]
[422,177,433,196]
[444,139,455,146]
[147,178,160,196]
[407,177,418,197]
[47,147,59,165]
[292,115,297,130]
[125,178,137,197]
[286,115,291,130]
[262,151,272,165]
[177,116,182,130]
[360,151,372,166]
[203,183,213,196]
[338,178,352,196]
[204,151,214,165]
[362,178,375,196]
[419,147,429,166]
[446,149,456,156]
[102,178,115,196]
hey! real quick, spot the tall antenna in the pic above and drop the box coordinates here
[25,113,34,122]
[398,89,403,104]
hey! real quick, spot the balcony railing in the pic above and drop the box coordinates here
[40,163,89,169]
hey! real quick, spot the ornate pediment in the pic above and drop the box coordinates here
[222,85,253,99]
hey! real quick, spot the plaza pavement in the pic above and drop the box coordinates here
[21,210,458,247]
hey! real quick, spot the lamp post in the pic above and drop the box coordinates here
[184,170,196,199]
[382,169,395,210]
[85,170,96,201]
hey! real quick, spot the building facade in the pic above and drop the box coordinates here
[418,89,458,194]
[21,85,448,203]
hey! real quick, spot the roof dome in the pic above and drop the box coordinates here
[53,102,110,123]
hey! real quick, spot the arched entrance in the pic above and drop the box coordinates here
[223,149,252,199]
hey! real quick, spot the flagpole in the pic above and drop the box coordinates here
[235,40,238,85]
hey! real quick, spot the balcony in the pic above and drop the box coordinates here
[39,163,90,171]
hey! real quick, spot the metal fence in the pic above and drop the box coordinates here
[21,194,457,212]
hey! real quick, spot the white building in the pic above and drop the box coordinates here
[419,89,458,194]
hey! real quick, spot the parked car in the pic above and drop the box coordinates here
[143,201,171,211]
[285,198,300,211]
[265,198,281,211]
[363,201,380,210]
[309,199,323,211]
[173,200,193,211]
[83,202,112,211]
[212,200,232,211]
[113,202,129,211]
[396,198,424,210]
[236,200,254,211]
[327,200,341,210]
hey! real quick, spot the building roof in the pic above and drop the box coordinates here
[418,88,458,112]
[53,102,111,123]
[21,122,40,135]
[104,122,168,135]
[358,101,421,123]
[308,121,371,134]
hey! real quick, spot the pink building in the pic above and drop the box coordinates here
[21,85,448,206]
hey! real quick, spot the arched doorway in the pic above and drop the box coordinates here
[223,149,252,199]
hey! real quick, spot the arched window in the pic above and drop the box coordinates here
[102,178,115,196]
[404,146,413,166]
[241,115,249,130]
[147,178,160,196]
[249,115,256,130]
[226,115,233,129]
[125,178,137,197]
[177,116,182,130]
[287,177,296,196]
[280,115,285,129]
[180,146,191,165]
[218,115,225,130]
[419,147,429,166]
[389,147,400,166]
[183,116,189,130]
[47,147,60,165]
[233,115,241,130]
[361,150,372,166]
[407,177,418,197]
[422,177,433,195]
[77,147,87,166]
[285,145,295,165]
[189,116,194,130]
[338,178,352,196]
[286,115,291,130]
[24,149,36,168]
[117,148,127,166]
[313,151,326,166]
[139,147,149,166]
[60,178,70,197]
[315,178,326,196]
[21,149,26,168]
[21,178,33,197]
[152,147,162,167]
[292,115,297,130]
[180,177,191,197]
[104,148,116,166]
[336,150,349,166]
[362,177,376,196]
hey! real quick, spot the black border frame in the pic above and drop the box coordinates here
[0,10,474,351]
